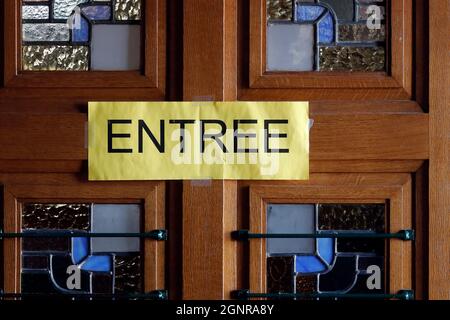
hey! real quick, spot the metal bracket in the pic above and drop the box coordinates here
[0,289,169,300]
[233,229,415,241]
[0,229,168,241]
[233,289,415,300]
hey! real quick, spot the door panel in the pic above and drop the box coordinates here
[0,0,448,300]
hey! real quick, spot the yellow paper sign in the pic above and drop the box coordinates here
[88,102,309,180]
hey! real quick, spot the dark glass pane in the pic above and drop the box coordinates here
[114,255,142,294]
[21,272,58,294]
[92,273,113,294]
[337,238,384,255]
[357,256,384,272]
[22,204,90,231]
[318,256,357,292]
[318,204,385,232]
[267,256,295,293]
[348,273,384,294]
[296,275,316,293]
[49,255,91,292]
[319,0,354,21]
[22,256,49,269]
[22,236,70,252]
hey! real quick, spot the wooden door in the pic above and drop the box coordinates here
[181,0,449,300]
[0,0,448,300]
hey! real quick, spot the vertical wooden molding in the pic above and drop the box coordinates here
[182,181,237,299]
[428,0,450,300]
[183,0,237,101]
[183,0,237,299]
[2,188,19,294]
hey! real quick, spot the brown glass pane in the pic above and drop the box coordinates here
[22,203,90,231]
[319,46,385,72]
[318,204,385,232]
[114,0,142,21]
[295,275,316,293]
[267,0,293,21]
[114,255,142,293]
[267,256,295,293]
[338,24,386,42]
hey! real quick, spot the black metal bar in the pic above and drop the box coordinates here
[233,229,415,241]
[234,289,414,300]
[0,229,168,241]
[0,289,168,300]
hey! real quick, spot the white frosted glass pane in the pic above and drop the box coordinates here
[23,6,50,19]
[91,204,141,253]
[54,0,88,19]
[267,204,315,254]
[90,24,141,71]
[23,23,69,42]
[267,23,314,71]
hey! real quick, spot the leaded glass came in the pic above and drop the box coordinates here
[21,0,142,71]
[266,0,386,72]
[21,203,143,296]
[266,203,386,298]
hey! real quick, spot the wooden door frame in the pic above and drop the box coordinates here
[2,180,165,295]
[428,0,450,300]
[248,174,413,295]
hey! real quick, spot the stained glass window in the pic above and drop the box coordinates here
[21,0,142,71]
[21,203,142,296]
[266,204,386,298]
[266,0,386,72]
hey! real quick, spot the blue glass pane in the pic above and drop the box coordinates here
[80,255,112,272]
[71,237,89,264]
[297,5,325,22]
[318,238,334,265]
[318,12,334,43]
[82,5,111,20]
[72,16,89,42]
[296,255,327,273]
